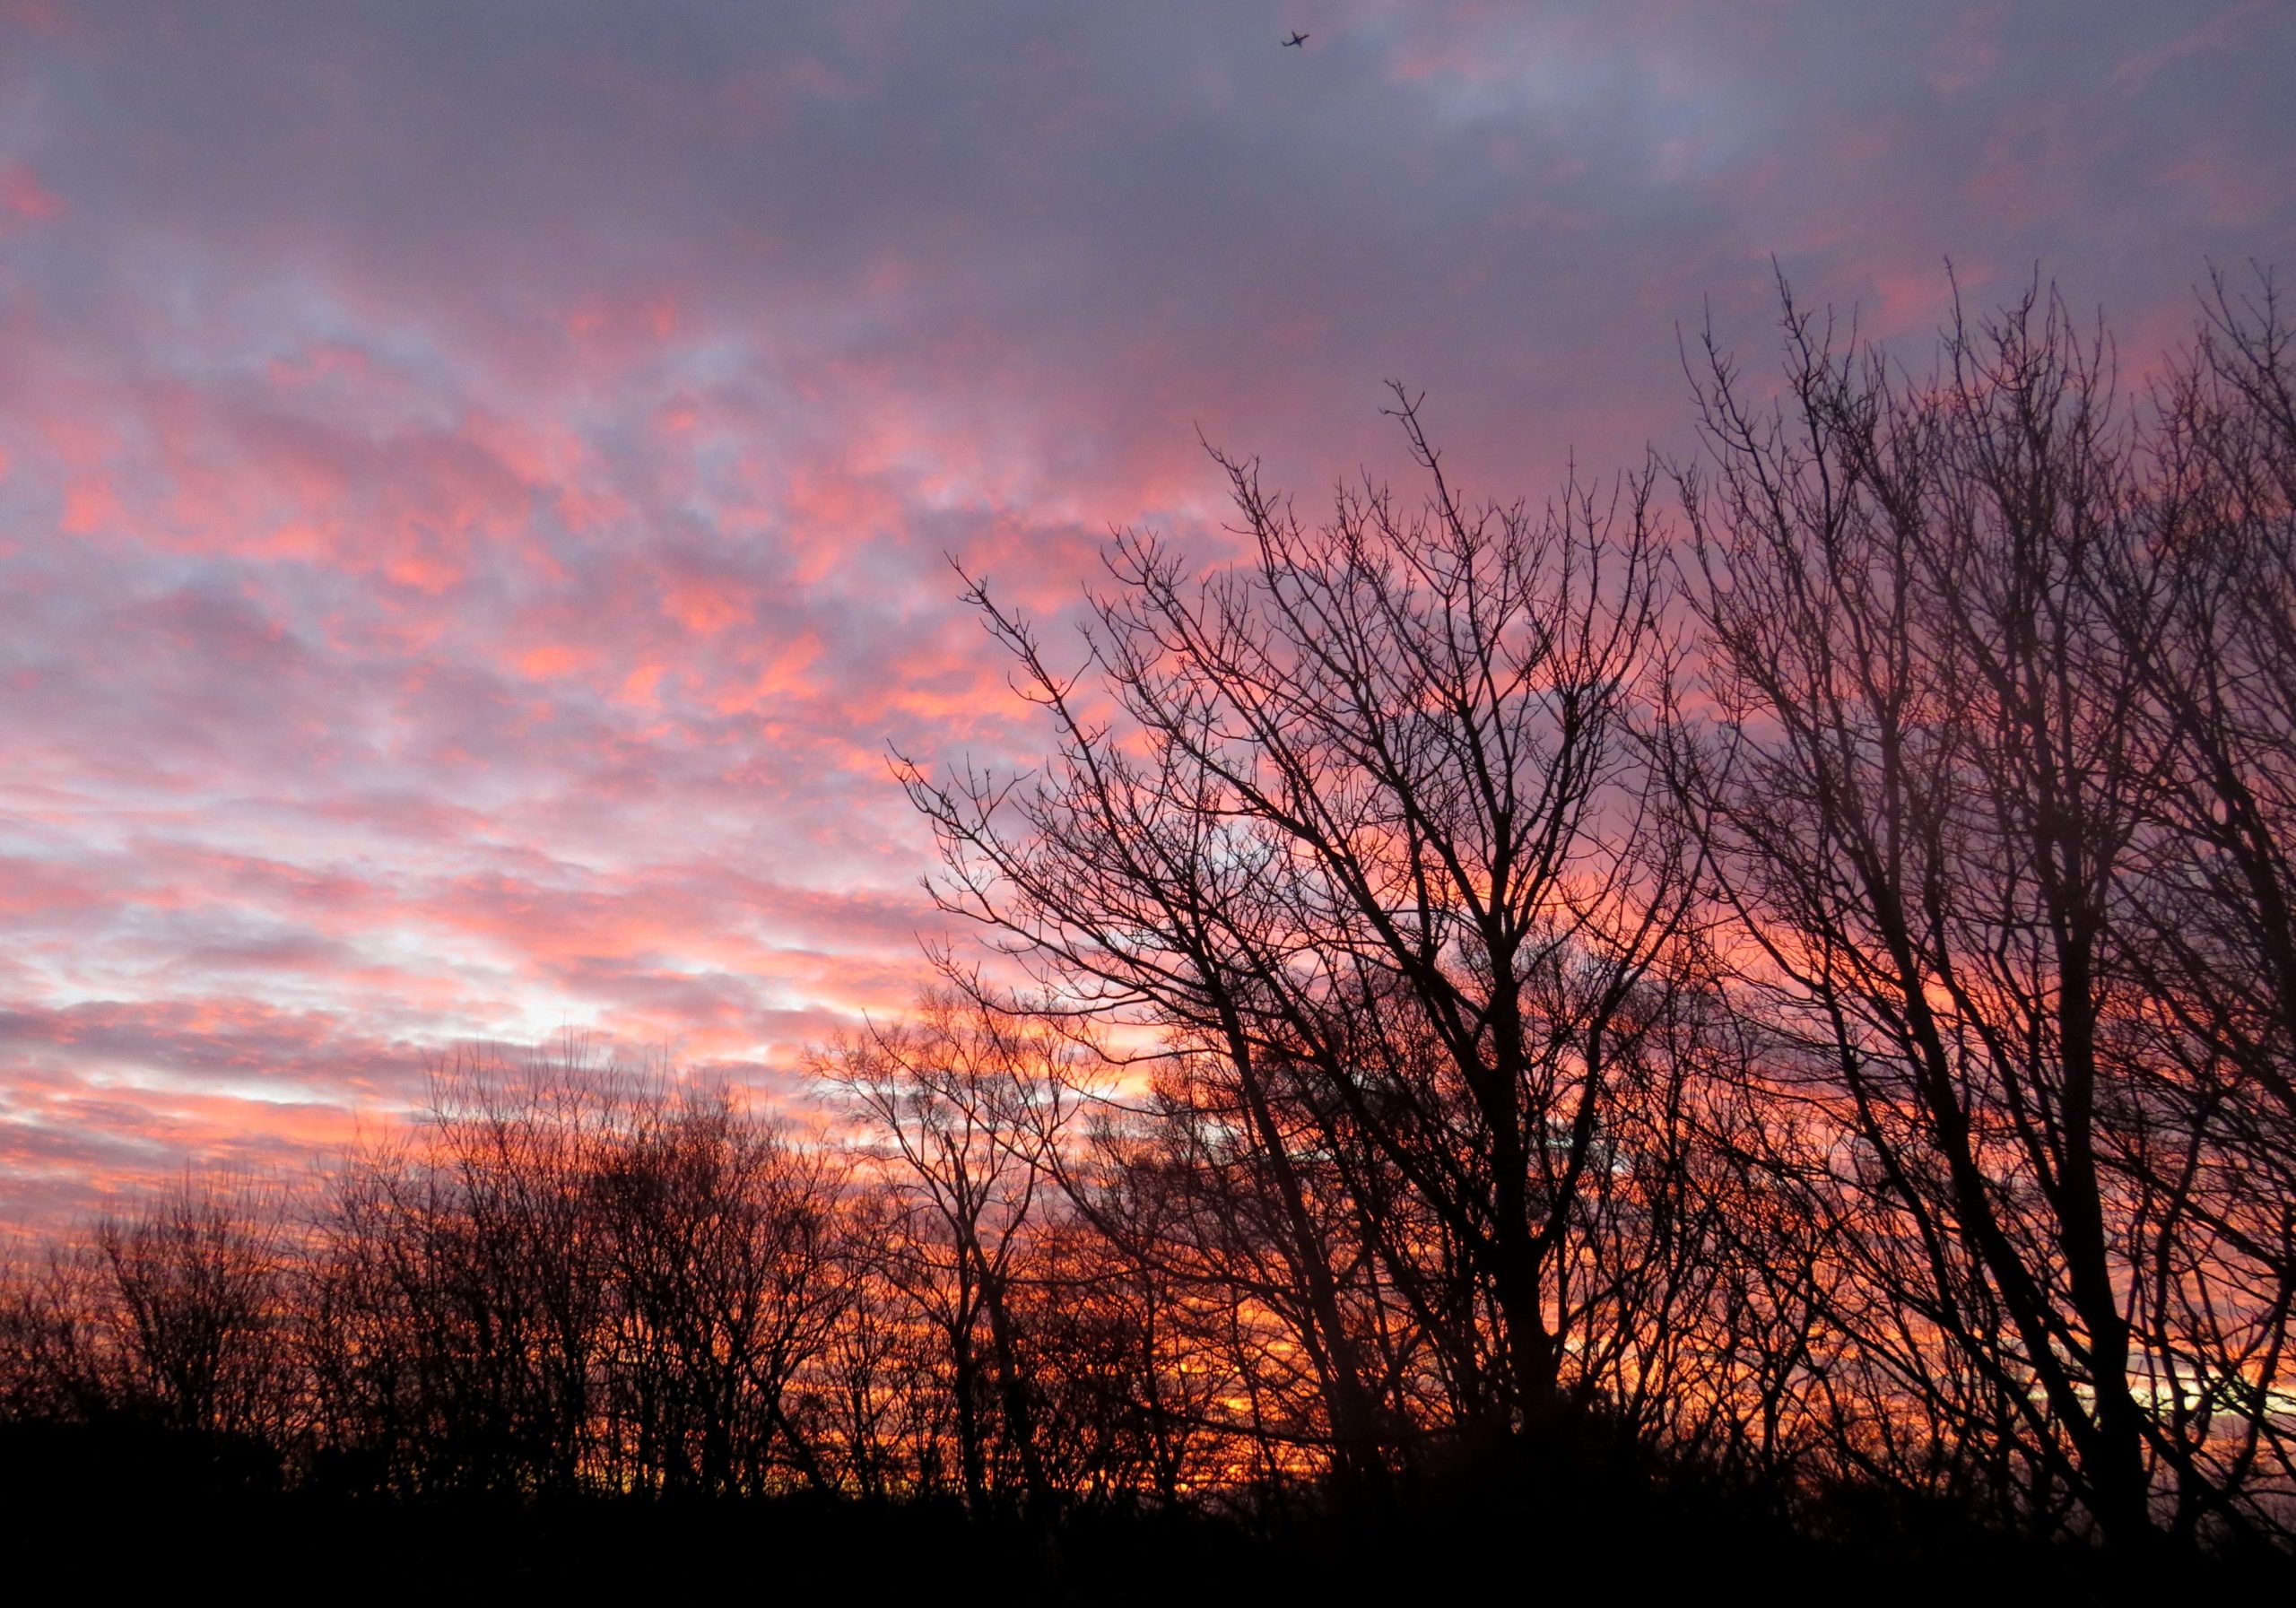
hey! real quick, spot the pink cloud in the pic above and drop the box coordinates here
[0,0,2288,1224]
[1,163,63,221]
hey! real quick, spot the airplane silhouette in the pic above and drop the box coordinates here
[1283,32,1309,48]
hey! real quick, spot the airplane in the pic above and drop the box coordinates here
[1283,31,1309,48]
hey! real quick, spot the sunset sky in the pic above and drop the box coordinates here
[0,1,2291,1224]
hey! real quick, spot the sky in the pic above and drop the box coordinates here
[0,0,2290,1225]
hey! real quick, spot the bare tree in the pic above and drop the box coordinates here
[92,1175,296,1447]
[592,1082,843,1496]
[1668,273,2296,1548]
[897,391,1701,1484]
[814,992,1065,1513]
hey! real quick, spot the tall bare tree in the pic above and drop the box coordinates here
[898,390,1702,1481]
[1668,274,2296,1548]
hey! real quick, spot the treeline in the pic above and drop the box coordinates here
[4,274,2295,1560]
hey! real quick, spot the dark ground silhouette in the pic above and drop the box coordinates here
[4,1419,2276,1603]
